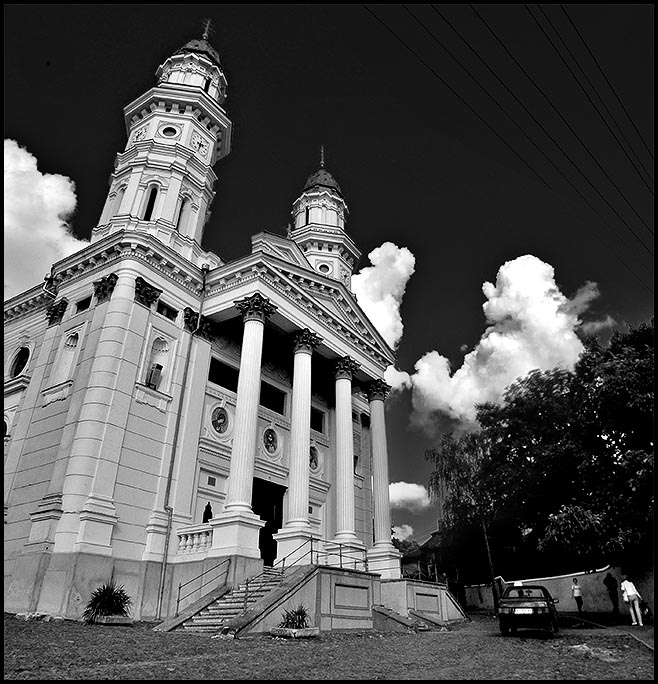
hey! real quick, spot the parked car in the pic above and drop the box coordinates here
[497,584,559,636]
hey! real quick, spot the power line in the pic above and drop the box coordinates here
[364,4,652,292]
[470,4,653,257]
[561,4,654,163]
[527,3,654,231]
[361,4,550,190]
[423,4,653,289]
[533,4,653,195]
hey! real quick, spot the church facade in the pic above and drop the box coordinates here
[4,33,400,621]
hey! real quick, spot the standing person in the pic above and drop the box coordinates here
[603,572,620,616]
[571,577,584,613]
[621,575,644,626]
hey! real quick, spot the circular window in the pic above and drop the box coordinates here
[161,126,179,138]
[263,428,279,455]
[310,446,320,471]
[318,264,331,274]
[10,347,30,378]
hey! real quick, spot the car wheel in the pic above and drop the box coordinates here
[548,620,558,637]
[500,623,510,636]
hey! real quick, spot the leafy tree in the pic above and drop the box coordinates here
[426,320,654,582]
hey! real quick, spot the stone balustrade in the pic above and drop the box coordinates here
[176,523,212,555]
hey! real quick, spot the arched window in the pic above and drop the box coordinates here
[143,186,158,221]
[10,347,30,378]
[176,197,192,233]
[145,337,169,390]
[51,333,79,386]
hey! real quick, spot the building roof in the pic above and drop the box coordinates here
[173,38,222,68]
[303,167,343,197]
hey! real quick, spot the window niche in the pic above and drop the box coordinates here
[135,329,176,412]
[42,326,85,406]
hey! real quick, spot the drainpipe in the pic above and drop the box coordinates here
[42,268,58,298]
[155,263,210,621]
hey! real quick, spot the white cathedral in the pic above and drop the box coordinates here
[3,31,413,623]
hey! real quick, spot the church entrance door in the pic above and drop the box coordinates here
[251,478,286,566]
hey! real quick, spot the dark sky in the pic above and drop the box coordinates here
[4,4,654,542]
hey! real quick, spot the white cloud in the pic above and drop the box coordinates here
[352,242,415,349]
[403,255,594,432]
[384,364,412,391]
[389,482,431,512]
[392,524,414,541]
[580,315,617,335]
[4,139,87,299]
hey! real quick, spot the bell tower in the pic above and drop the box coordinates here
[289,148,361,290]
[93,22,232,264]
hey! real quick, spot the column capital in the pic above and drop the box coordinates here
[235,292,277,323]
[366,378,391,402]
[334,356,360,380]
[93,273,118,303]
[134,276,162,307]
[293,329,322,354]
[183,308,216,342]
[46,298,68,326]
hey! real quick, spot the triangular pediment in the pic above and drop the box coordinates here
[255,257,394,364]
[251,232,312,269]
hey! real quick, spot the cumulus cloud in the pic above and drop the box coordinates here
[392,524,414,541]
[4,139,87,299]
[404,255,596,432]
[384,364,412,391]
[579,315,617,335]
[352,242,415,349]
[389,482,431,512]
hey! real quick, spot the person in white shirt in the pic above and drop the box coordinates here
[621,575,644,627]
[571,578,584,613]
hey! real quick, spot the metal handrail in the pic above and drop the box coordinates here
[175,557,230,615]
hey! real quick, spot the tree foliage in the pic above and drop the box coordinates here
[426,320,654,582]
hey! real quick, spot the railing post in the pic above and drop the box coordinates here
[310,537,314,565]
[176,582,182,616]
[339,544,343,569]
[364,553,368,573]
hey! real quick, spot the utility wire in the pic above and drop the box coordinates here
[361,4,550,190]
[528,3,654,232]
[425,3,652,287]
[561,4,654,163]
[534,4,653,195]
[378,4,652,291]
[470,4,653,257]
[534,4,653,194]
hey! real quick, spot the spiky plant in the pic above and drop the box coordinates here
[278,604,310,629]
[81,580,132,624]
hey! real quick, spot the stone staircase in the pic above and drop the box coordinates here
[181,567,286,633]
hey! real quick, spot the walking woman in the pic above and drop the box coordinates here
[621,575,644,627]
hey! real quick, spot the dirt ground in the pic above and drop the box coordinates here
[3,612,654,680]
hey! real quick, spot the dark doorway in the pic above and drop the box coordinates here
[251,478,286,566]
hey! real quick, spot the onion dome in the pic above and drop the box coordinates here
[173,38,222,68]
[303,167,343,196]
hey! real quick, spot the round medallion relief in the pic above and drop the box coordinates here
[211,406,229,434]
[309,446,320,472]
[263,428,278,455]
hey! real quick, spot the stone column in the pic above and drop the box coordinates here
[333,357,359,541]
[273,329,322,565]
[366,379,401,579]
[208,293,276,560]
[324,357,366,569]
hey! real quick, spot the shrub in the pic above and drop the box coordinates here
[278,604,310,629]
[81,580,132,624]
